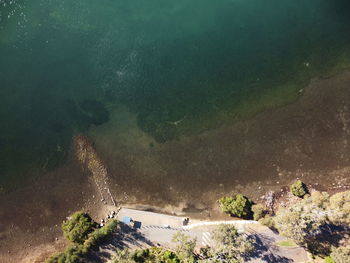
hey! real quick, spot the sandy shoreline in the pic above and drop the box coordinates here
[2,69,350,262]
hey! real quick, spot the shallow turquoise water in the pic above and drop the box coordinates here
[1,0,350,190]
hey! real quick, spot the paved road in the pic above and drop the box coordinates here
[184,219,258,230]
[117,208,186,228]
[139,226,214,248]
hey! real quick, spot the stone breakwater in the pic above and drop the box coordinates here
[74,135,116,207]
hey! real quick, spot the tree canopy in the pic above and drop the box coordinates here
[218,194,252,218]
[290,180,307,198]
[112,248,181,263]
[201,224,254,263]
[171,232,197,263]
[61,212,96,244]
[274,192,328,244]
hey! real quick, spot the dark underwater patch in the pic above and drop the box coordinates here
[79,100,110,126]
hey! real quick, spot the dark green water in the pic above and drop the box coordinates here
[1,0,350,190]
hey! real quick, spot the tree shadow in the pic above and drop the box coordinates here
[243,232,292,263]
[86,223,154,263]
[241,234,266,261]
[306,223,349,256]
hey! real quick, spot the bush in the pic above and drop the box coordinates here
[129,247,180,263]
[252,204,266,221]
[329,247,350,263]
[274,193,327,245]
[209,224,254,261]
[324,256,336,263]
[258,215,276,229]
[328,191,350,224]
[218,194,252,218]
[172,232,196,263]
[290,180,307,198]
[47,220,119,263]
[112,250,134,263]
[84,219,118,250]
[46,245,86,263]
[132,249,150,262]
[61,212,96,244]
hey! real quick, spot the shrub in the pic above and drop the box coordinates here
[171,232,196,263]
[324,256,335,263]
[258,215,276,229]
[209,224,254,261]
[329,247,350,263]
[61,212,96,244]
[132,249,150,262]
[129,247,180,263]
[274,193,327,244]
[47,220,119,263]
[46,245,86,263]
[290,180,307,198]
[328,191,350,225]
[212,224,238,246]
[252,204,266,221]
[84,219,118,250]
[112,249,134,263]
[159,250,180,263]
[218,194,252,218]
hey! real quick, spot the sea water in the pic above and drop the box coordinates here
[1,0,350,190]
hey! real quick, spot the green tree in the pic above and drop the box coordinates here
[171,232,196,263]
[290,180,307,198]
[206,224,253,263]
[83,219,118,250]
[46,245,86,263]
[132,249,152,263]
[218,194,252,218]
[328,191,350,225]
[61,212,96,244]
[47,214,119,263]
[274,192,328,244]
[112,248,180,263]
[112,249,134,263]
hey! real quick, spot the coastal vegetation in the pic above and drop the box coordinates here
[251,204,267,221]
[61,212,96,244]
[218,194,253,218]
[216,184,350,261]
[111,225,252,263]
[171,232,197,263]
[46,186,350,263]
[328,247,350,263]
[114,232,205,263]
[257,215,276,230]
[46,213,118,263]
[207,224,254,262]
[112,248,181,263]
[290,180,308,198]
[273,190,350,251]
[110,232,197,263]
[253,187,350,260]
